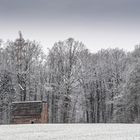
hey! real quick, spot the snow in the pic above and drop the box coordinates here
[0,124,140,140]
[12,101,43,104]
[18,84,24,91]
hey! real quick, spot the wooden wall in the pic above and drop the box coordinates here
[11,101,48,124]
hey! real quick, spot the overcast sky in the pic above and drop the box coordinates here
[0,0,140,53]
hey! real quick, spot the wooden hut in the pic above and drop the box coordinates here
[10,101,48,124]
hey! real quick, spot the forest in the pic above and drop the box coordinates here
[0,32,140,124]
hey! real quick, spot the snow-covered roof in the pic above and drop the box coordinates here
[11,101,44,116]
[12,100,46,104]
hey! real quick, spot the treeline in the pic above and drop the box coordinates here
[0,32,140,124]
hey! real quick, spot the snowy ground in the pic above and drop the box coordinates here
[0,124,140,140]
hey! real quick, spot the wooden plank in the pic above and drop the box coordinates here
[11,101,48,124]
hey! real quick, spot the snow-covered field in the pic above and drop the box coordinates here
[0,124,140,140]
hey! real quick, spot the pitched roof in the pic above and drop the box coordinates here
[11,101,43,116]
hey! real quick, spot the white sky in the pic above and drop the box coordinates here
[0,0,140,54]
